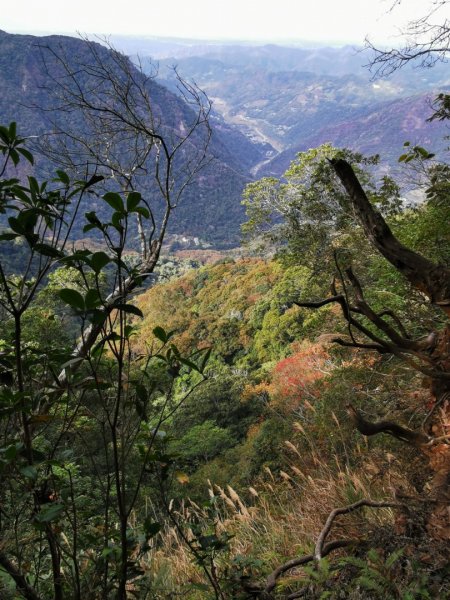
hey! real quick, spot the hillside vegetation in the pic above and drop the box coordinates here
[0,26,449,600]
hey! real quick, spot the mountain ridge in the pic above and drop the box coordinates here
[0,30,258,246]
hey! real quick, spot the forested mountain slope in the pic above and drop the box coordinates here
[149,41,450,176]
[0,30,262,246]
[0,74,448,598]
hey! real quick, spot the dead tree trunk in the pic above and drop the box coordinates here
[299,159,450,540]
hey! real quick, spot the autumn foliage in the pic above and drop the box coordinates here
[269,342,330,414]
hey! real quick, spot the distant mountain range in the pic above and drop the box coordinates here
[142,39,450,177]
[0,31,449,248]
[0,30,262,247]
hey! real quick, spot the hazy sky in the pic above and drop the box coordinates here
[1,0,442,45]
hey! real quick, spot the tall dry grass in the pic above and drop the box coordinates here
[142,424,413,598]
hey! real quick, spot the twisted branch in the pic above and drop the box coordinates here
[347,404,430,446]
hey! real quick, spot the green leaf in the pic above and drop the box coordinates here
[153,326,167,342]
[135,384,148,403]
[111,211,124,231]
[34,243,64,258]
[200,347,212,372]
[124,325,135,338]
[179,357,200,372]
[85,288,102,309]
[126,191,141,211]
[9,149,19,166]
[35,503,64,523]
[17,147,34,165]
[416,146,429,158]
[59,288,85,311]
[153,326,168,343]
[3,442,22,462]
[20,465,38,481]
[55,170,70,185]
[85,211,100,224]
[90,309,107,326]
[102,332,122,343]
[83,223,98,233]
[0,233,19,241]
[8,216,25,234]
[114,303,143,318]
[28,176,39,196]
[134,206,150,219]
[60,357,85,370]
[83,174,104,190]
[90,251,110,274]
[103,192,124,212]
[143,518,161,539]
[170,344,180,358]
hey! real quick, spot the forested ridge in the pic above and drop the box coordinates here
[0,10,449,600]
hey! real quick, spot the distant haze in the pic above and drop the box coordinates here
[2,0,440,46]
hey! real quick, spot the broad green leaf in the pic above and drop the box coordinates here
[89,309,107,326]
[59,288,85,311]
[3,442,22,462]
[85,288,102,309]
[179,357,199,372]
[124,325,135,338]
[9,149,19,166]
[83,223,98,233]
[8,216,25,234]
[35,503,64,523]
[111,211,124,231]
[126,191,141,211]
[103,192,124,212]
[135,384,148,403]
[153,326,167,343]
[143,519,161,539]
[17,147,34,165]
[0,233,19,241]
[200,347,212,372]
[114,303,143,318]
[20,465,38,481]
[90,251,110,273]
[34,243,64,258]
[55,170,70,184]
[135,206,150,219]
[85,211,100,224]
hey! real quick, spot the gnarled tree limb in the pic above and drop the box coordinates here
[263,539,355,597]
[314,499,405,561]
[346,404,430,446]
[331,159,450,314]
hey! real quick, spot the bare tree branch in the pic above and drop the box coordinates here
[331,159,450,312]
[346,404,430,446]
[263,540,356,597]
[314,499,405,561]
[365,1,450,77]
[28,37,212,381]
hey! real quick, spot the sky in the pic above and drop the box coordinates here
[1,0,442,46]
